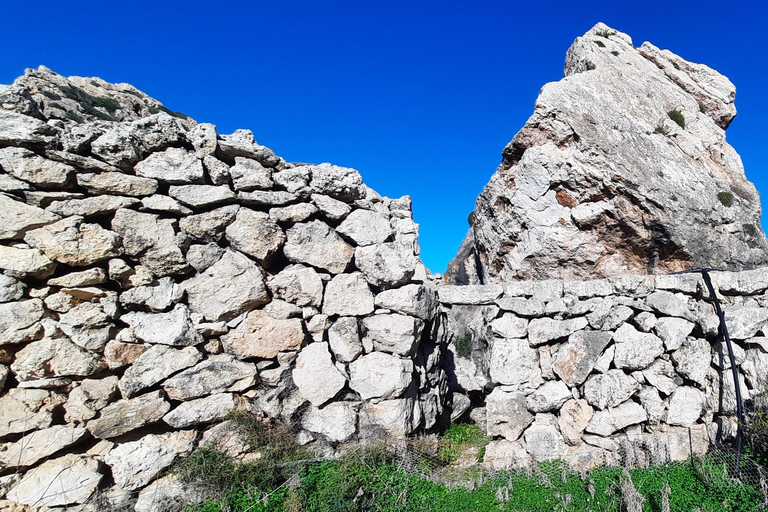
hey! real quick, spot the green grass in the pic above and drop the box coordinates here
[185,455,766,512]
[668,109,685,129]
[744,224,757,236]
[594,40,606,48]
[611,51,619,56]
[718,191,734,207]
[438,423,490,465]
[453,335,472,358]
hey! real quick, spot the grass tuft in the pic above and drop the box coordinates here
[667,109,685,129]
[718,191,734,207]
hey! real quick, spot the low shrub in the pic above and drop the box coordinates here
[438,423,490,465]
[744,223,758,236]
[718,191,734,207]
[454,334,472,358]
[594,40,606,48]
[668,109,685,129]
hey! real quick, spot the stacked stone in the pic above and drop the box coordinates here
[438,270,768,471]
[0,68,444,510]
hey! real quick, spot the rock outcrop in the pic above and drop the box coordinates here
[446,23,768,284]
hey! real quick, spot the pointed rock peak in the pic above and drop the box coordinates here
[446,24,766,284]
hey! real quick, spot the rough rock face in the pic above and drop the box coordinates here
[447,23,768,284]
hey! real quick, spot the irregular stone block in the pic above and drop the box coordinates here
[349,352,413,400]
[163,354,257,400]
[6,454,101,507]
[284,220,354,274]
[552,330,613,387]
[88,390,170,438]
[486,388,533,441]
[222,309,305,359]
[25,216,121,266]
[362,314,424,356]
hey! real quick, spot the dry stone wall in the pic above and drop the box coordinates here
[438,271,768,471]
[0,67,445,510]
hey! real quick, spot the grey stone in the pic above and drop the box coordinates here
[526,380,572,413]
[225,207,285,265]
[322,272,375,316]
[120,277,181,312]
[163,354,257,400]
[57,302,113,350]
[671,338,710,387]
[0,193,59,240]
[134,147,205,183]
[186,243,224,273]
[140,193,193,215]
[491,313,529,339]
[270,203,317,224]
[646,290,690,319]
[273,166,311,192]
[90,113,187,168]
[64,376,119,423]
[112,208,187,276]
[119,345,201,398]
[666,386,705,427]
[349,352,413,400]
[11,336,106,380]
[284,220,354,273]
[0,389,56,438]
[183,249,269,321]
[337,209,393,246]
[269,264,324,308]
[309,163,365,201]
[583,369,640,410]
[490,337,541,388]
[438,285,504,305]
[724,306,768,339]
[633,311,658,332]
[104,431,196,491]
[355,242,417,289]
[169,184,236,208]
[46,195,139,217]
[238,189,298,206]
[374,283,438,320]
[47,268,106,288]
[179,204,240,241]
[0,298,44,345]
[0,274,24,302]
[613,323,664,371]
[312,193,351,220]
[0,244,56,277]
[524,414,565,462]
[5,454,101,507]
[527,317,589,346]
[217,129,280,167]
[552,330,613,387]
[122,304,203,346]
[87,390,170,438]
[25,216,121,266]
[654,317,695,350]
[227,157,273,190]
[359,398,415,439]
[292,342,347,406]
[642,359,682,396]
[362,313,424,356]
[163,392,238,428]
[486,388,534,441]
[76,171,158,196]
[0,424,88,469]
[495,297,546,316]
[638,386,665,424]
[302,402,358,443]
[328,317,363,362]
[0,147,72,187]
[585,400,648,437]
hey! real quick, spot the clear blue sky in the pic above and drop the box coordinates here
[2,1,765,274]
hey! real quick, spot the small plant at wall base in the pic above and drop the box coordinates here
[454,334,473,358]
[654,122,669,135]
[744,224,757,236]
[668,109,685,129]
[718,191,734,207]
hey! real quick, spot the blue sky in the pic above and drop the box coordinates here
[2,1,765,274]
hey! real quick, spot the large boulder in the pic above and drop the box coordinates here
[446,23,768,283]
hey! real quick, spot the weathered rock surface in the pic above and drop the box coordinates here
[104,430,196,490]
[349,352,413,400]
[88,391,170,438]
[322,272,375,316]
[122,304,203,346]
[222,309,305,359]
[5,454,101,507]
[11,336,106,380]
[293,342,347,406]
[446,23,768,284]
[362,314,424,356]
[163,393,237,428]
[25,216,121,266]
[284,220,354,273]
[119,345,202,398]
[0,424,88,468]
[163,354,257,400]
[183,250,269,321]
[552,330,613,386]
[302,402,358,442]
[486,388,533,441]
